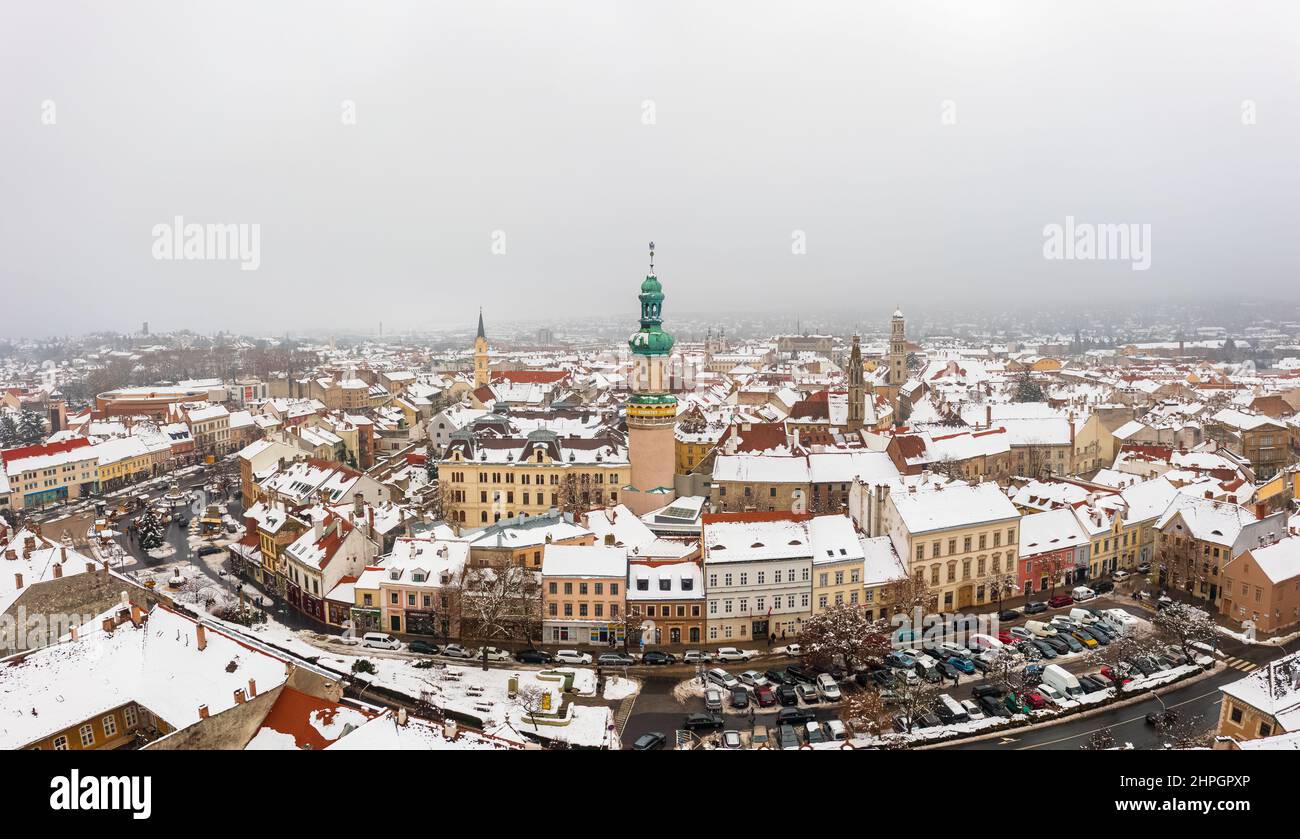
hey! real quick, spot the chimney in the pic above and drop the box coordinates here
[314,517,324,541]
[234,688,246,704]
[101,616,114,632]
[13,573,22,589]
[60,546,67,563]
[397,707,409,726]
[52,563,62,579]
[130,605,145,626]
[1254,502,1267,521]
[85,562,95,574]
[354,492,364,518]
[986,404,992,428]
[604,533,616,546]
[198,704,210,720]
[196,624,207,651]
[247,679,258,698]
[69,625,78,642]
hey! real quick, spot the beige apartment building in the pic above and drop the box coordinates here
[1220,536,1300,634]
[541,544,628,645]
[440,430,628,527]
[881,482,1022,612]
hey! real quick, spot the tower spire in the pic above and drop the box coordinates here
[476,307,485,340]
[648,241,655,274]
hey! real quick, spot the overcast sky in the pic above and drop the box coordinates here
[3,1,1299,338]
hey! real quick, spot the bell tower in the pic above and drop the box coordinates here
[625,242,678,516]
[473,308,489,388]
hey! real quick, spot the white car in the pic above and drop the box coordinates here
[361,632,402,651]
[785,643,802,656]
[937,642,972,659]
[738,670,769,688]
[960,699,986,720]
[440,643,475,659]
[815,672,842,702]
[720,729,744,749]
[1035,683,1068,706]
[706,667,739,689]
[1112,570,1130,582]
[475,646,512,662]
[824,719,849,741]
[555,649,593,665]
[714,647,754,663]
[900,648,938,669]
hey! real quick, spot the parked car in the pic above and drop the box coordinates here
[1047,595,1075,609]
[1010,626,1034,641]
[979,694,1011,718]
[785,664,816,683]
[682,650,710,664]
[730,686,750,709]
[438,643,473,658]
[960,698,986,720]
[478,646,513,662]
[1072,586,1096,602]
[1093,580,1115,594]
[754,684,777,707]
[946,656,975,675]
[815,673,842,701]
[684,713,725,732]
[776,724,801,749]
[824,719,849,741]
[408,640,441,655]
[776,706,816,726]
[632,732,666,750]
[714,647,754,663]
[998,609,1021,621]
[514,648,553,664]
[597,652,635,666]
[1078,675,1107,693]
[996,630,1016,645]
[1030,639,1057,659]
[362,632,402,651]
[1136,563,1151,574]
[885,651,918,670]
[196,545,223,557]
[706,668,739,689]
[795,683,820,704]
[751,724,771,749]
[720,729,744,750]
[640,650,675,666]
[1036,683,1067,705]
[1041,635,1070,655]
[738,670,770,688]
[803,721,827,744]
[776,684,799,706]
[1112,569,1131,582]
[1023,600,1048,614]
[1069,631,1098,649]
[554,649,593,665]
[766,668,796,685]
[704,688,724,711]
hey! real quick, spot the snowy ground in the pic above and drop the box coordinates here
[603,676,639,701]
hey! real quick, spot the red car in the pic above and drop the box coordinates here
[754,684,777,707]
[1048,595,1074,609]
[1100,665,1133,686]
[996,630,1015,644]
[1023,691,1048,710]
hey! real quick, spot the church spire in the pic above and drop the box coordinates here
[476,307,486,340]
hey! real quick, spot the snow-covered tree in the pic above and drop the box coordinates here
[798,604,891,673]
[458,563,542,651]
[17,409,44,443]
[136,508,166,551]
[985,645,1033,706]
[1013,371,1045,403]
[888,670,943,734]
[0,415,17,448]
[1152,601,1217,663]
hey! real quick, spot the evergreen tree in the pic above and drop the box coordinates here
[0,415,17,448]
[1013,371,1045,403]
[137,507,166,551]
[17,409,44,443]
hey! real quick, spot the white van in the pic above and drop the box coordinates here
[815,672,842,701]
[1025,620,1057,638]
[936,693,970,723]
[1072,586,1095,602]
[1041,663,1084,697]
[362,632,402,650]
[1069,608,1099,626]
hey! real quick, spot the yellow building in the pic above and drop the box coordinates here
[440,432,629,527]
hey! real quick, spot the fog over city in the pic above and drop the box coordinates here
[3,1,1299,337]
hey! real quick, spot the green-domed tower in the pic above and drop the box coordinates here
[625,242,678,516]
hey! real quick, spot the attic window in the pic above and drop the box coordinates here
[709,545,725,551]
[788,540,803,546]
[750,542,765,548]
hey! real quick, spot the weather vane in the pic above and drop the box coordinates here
[649,241,655,273]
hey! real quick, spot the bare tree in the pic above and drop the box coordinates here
[457,563,542,653]
[798,604,892,673]
[1152,601,1217,663]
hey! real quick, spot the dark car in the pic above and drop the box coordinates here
[631,732,666,750]
[979,694,1011,718]
[1030,639,1057,659]
[1078,627,1108,647]
[684,713,725,732]
[598,652,635,666]
[1048,595,1074,609]
[785,664,815,683]
[1059,634,1084,653]
[871,669,898,688]
[776,684,799,706]
[1023,600,1048,615]
[998,609,1021,621]
[1093,580,1115,594]
[813,663,846,681]
[766,668,796,686]
[938,662,962,681]
[408,640,441,655]
[515,648,554,664]
[1078,675,1106,693]
[776,706,816,726]
[730,686,750,709]
[196,545,223,557]
[971,684,1003,699]
[1042,635,1070,655]
[641,651,675,666]
[776,724,801,749]
[971,656,992,674]
[916,710,942,729]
